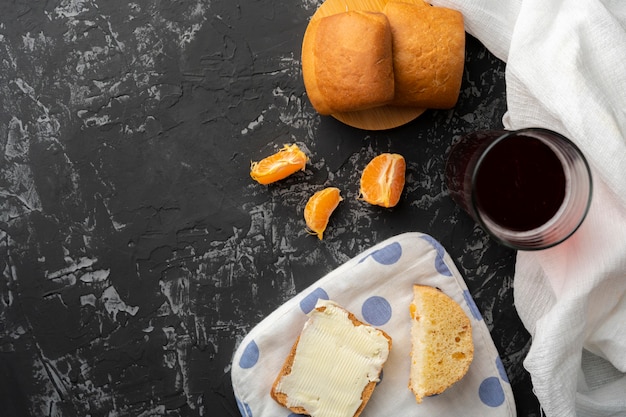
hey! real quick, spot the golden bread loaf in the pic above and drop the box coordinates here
[301,11,395,115]
[384,1,465,108]
[271,299,392,417]
[301,1,465,118]
[409,284,474,403]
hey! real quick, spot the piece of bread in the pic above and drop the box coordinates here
[409,284,474,403]
[301,11,395,115]
[383,1,465,108]
[271,299,392,417]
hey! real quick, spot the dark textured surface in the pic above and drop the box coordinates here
[0,1,539,416]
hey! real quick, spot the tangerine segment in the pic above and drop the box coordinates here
[250,144,308,185]
[304,187,343,240]
[360,153,406,208]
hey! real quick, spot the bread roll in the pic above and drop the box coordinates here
[271,299,392,417]
[409,284,474,403]
[301,11,395,115]
[384,1,465,108]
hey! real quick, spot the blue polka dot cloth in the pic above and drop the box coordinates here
[231,233,516,417]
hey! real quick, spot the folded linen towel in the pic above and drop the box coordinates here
[430,0,626,415]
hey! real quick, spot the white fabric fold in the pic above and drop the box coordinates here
[430,0,626,415]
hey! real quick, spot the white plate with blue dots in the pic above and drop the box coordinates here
[232,232,516,417]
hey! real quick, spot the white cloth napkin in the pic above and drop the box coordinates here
[231,233,516,417]
[430,0,626,415]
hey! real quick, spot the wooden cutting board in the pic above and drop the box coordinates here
[305,0,426,130]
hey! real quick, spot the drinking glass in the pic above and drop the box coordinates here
[445,128,593,250]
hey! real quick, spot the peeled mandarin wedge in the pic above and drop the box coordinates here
[250,144,308,185]
[304,187,343,240]
[359,153,406,208]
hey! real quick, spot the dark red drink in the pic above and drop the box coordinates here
[474,135,566,231]
[445,128,592,250]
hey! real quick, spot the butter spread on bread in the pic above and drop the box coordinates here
[301,11,395,115]
[271,299,392,417]
[409,284,474,403]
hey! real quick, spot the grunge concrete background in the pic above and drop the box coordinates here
[0,1,538,416]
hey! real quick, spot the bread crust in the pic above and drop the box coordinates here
[302,11,395,115]
[271,305,392,417]
[270,335,306,414]
[384,1,465,108]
